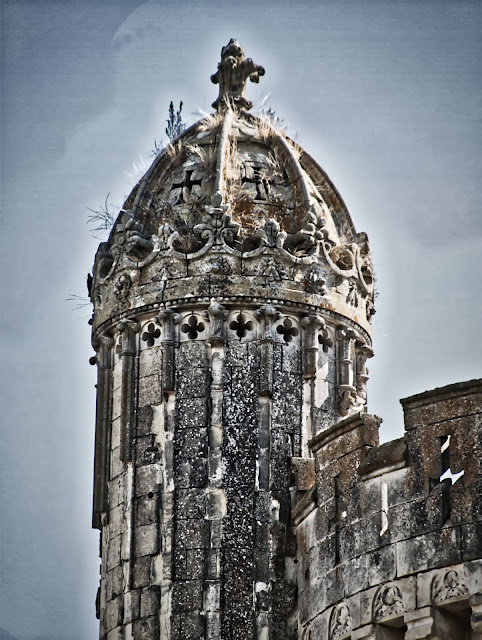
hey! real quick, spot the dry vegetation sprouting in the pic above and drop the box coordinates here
[184,143,217,178]
[198,111,224,135]
[165,140,186,168]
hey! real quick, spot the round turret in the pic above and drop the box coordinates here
[90,40,376,640]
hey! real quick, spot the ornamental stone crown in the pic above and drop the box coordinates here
[89,41,375,340]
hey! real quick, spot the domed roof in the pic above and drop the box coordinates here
[90,40,375,336]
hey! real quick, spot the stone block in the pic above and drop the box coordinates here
[366,544,397,586]
[134,523,159,557]
[176,397,208,429]
[339,511,383,561]
[107,535,122,572]
[111,417,121,450]
[172,579,203,611]
[324,565,345,608]
[132,556,151,589]
[180,611,206,639]
[174,427,208,458]
[140,585,160,618]
[138,374,162,406]
[106,565,124,601]
[309,536,337,582]
[134,435,158,467]
[135,465,159,497]
[225,341,248,367]
[186,548,205,579]
[131,615,160,639]
[106,628,123,640]
[176,340,207,369]
[317,421,379,466]
[404,606,434,640]
[109,476,125,508]
[110,446,124,480]
[461,521,482,560]
[388,495,441,543]
[136,494,158,526]
[177,367,208,398]
[175,518,209,550]
[342,552,369,595]
[137,404,154,437]
[123,588,140,623]
[139,346,162,376]
[109,504,124,539]
[396,527,461,577]
[104,595,123,632]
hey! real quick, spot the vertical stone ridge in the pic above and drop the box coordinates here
[205,338,226,639]
[92,334,114,528]
[118,319,140,461]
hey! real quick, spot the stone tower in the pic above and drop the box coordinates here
[90,41,481,640]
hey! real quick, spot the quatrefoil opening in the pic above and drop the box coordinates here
[142,323,161,347]
[276,318,299,343]
[181,315,206,340]
[229,313,254,338]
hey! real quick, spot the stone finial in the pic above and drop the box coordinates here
[211,39,265,111]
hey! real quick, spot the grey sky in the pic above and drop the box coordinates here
[1,1,481,638]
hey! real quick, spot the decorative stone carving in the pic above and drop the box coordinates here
[373,583,404,621]
[304,264,327,294]
[113,273,131,301]
[255,218,285,249]
[330,602,352,639]
[355,343,374,404]
[336,327,357,417]
[338,388,357,417]
[432,569,469,604]
[194,195,241,248]
[211,39,265,111]
[262,259,284,281]
[204,301,228,346]
[210,257,232,275]
[157,222,176,251]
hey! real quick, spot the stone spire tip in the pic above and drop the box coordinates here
[211,39,265,112]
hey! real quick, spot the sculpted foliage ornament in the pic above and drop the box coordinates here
[330,602,352,639]
[373,583,404,621]
[432,569,469,604]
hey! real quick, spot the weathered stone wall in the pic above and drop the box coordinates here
[92,299,372,639]
[295,379,482,639]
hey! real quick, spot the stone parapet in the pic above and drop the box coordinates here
[295,379,482,639]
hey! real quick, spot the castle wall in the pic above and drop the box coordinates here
[294,379,482,639]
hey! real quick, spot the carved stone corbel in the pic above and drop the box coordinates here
[255,305,281,396]
[117,319,140,462]
[301,314,325,379]
[336,327,357,417]
[204,301,228,346]
[157,309,180,392]
[355,342,374,404]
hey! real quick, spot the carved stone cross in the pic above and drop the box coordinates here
[211,39,265,111]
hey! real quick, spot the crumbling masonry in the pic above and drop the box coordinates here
[89,40,482,639]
